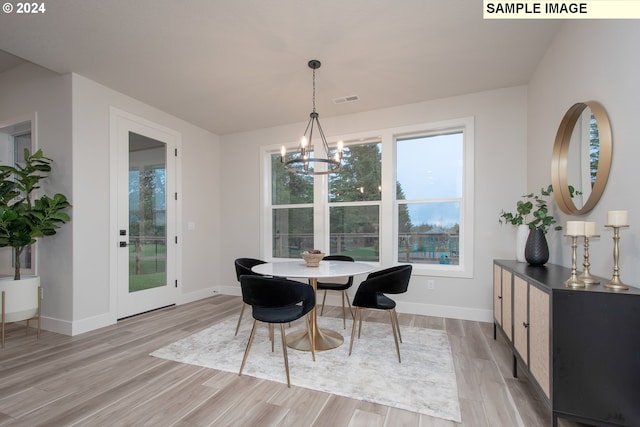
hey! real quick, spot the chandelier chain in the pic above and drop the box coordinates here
[312,68,317,113]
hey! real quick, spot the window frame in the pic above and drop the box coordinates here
[392,118,474,278]
[261,117,474,278]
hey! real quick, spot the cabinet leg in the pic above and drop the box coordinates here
[512,353,518,378]
[493,322,497,340]
[552,413,558,427]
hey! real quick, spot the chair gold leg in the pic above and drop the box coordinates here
[280,324,291,387]
[239,320,258,377]
[392,308,402,343]
[234,303,246,336]
[345,291,355,319]
[389,309,402,363]
[341,291,347,329]
[349,307,361,356]
[357,309,364,338]
[270,324,275,352]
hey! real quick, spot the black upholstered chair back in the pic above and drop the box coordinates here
[359,264,412,294]
[240,275,315,322]
[234,258,266,281]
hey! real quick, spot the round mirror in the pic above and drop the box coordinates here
[551,101,612,215]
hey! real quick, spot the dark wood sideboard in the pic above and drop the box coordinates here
[493,259,640,427]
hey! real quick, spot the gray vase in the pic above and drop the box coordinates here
[525,229,549,266]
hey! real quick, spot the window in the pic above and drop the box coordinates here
[329,141,382,261]
[270,153,314,258]
[0,118,36,276]
[396,132,462,266]
[263,117,473,277]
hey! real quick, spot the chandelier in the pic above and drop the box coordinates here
[281,59,343,175]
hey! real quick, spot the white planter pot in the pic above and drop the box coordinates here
[0,276,40,323]
[516,224,529,263]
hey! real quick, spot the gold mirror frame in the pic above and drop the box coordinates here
[551,101,612,215]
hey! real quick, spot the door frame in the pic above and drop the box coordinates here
[109,107,182,320]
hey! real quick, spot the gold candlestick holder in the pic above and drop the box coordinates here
[564,235,584,288]
[604,225,629,291]
[577,235,600,285]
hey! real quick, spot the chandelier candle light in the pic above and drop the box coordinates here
[281,60,343,175]
[577,221,599,285]
[605,210,629,291]
[564,220,585,288]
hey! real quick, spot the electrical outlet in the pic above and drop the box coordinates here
[427,279,435,290]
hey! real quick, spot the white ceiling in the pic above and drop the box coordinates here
[0,0,563,135]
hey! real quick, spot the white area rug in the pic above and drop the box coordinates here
[151,316,461,422]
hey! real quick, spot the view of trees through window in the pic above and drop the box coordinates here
[129,164,167,291]
[271,141,382,261]
[268,126,467,268]
[329,142,381,261]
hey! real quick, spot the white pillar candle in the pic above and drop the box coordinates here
[607,210,629,227]
[566,221,585,236]
[584,221,597,237]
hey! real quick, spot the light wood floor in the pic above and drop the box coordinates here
[0,295,586,427]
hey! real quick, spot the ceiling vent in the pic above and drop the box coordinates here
[333,95,360,104]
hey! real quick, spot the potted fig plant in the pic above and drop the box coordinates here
[0,149,70,346]
[499,185,561,265]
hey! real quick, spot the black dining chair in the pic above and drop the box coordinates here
[234,258,267,336]
[315,254,355,329]
[349,265,412,362]
[238,275,315,387]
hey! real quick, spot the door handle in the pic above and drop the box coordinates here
[119,241,128,247]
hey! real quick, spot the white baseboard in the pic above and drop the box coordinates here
[40,285,490,337]
[217,285,241,297]
[395,301,493,323]
[178,286,219,305]
[41,311,116,336]
[224,289,493,323]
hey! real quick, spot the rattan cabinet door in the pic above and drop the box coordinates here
[513,276,528,365]
[529,285,550,399]
[502,269,513,341]
[493,264,502,326]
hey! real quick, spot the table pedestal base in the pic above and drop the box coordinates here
[287,326,343,351]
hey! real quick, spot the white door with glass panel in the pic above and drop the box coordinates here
[114,113,178,319]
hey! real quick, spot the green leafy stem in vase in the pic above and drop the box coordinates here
[499,185,570,234]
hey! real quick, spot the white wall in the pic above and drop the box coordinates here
[528,21,640,284]
[0,63,74,324]
[220,86,529,322]
[71,74,222,334]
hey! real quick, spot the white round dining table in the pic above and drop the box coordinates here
[252,260,374,351]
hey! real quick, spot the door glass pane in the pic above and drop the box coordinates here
[129,132,167,292]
